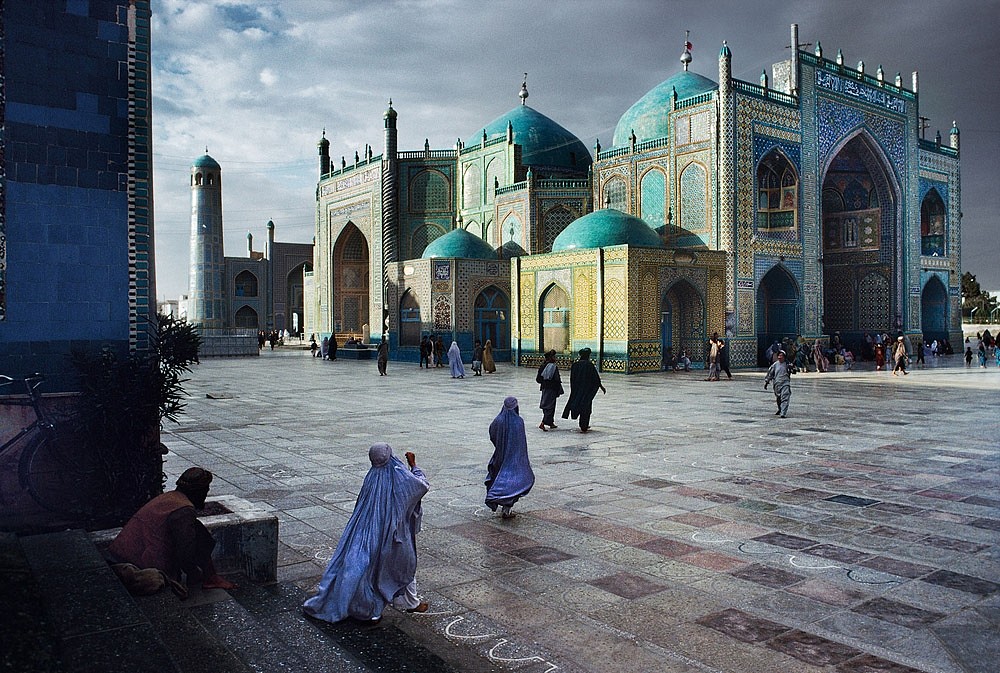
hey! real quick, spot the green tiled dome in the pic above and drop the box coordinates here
[477,105,591,172]
[613,71,717,147]
[422,228,496,259]
[193,153,220,169]
[552,209,662,251]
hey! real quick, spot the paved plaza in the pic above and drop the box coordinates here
[161,351,999,673]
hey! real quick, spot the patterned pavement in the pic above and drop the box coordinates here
[162,351,999,673]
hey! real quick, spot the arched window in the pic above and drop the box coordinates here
[207,173,215,186]
[463,164,481,209]
[194,172,203,186]
[485,158,504,205]
[399,290,421,346]
[234,270,258,297]
[679,163,707,232]
[409,169,450,212]
[640,169,666,228]
[603,177,627,211]
[234,305,258,329]
[540,284,571,354]
[756,150,797,231]
[920,188,946,256]
[341,228,367,261]
[500,213,522,252]
[475,287,509,349]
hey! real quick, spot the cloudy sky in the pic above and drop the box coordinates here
[150,0,1000,301]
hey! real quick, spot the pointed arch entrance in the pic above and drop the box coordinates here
[540,284,570,354]
[757,266,799,365]
[474,286,509,353]
[332,223,369,334]
[921,276,948,342]
[661,280,703,368]
[821,133,899,338]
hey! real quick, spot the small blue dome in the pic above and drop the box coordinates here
[476,105,591,173]
[193,153,220,169]
[552,209,663,251]
[613,71,718,147]
[422,228,496,259]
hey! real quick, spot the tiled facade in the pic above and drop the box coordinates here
[311,27,961,371]
[0,0,153,386]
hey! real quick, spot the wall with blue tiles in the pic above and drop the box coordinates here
[1,1,145,387]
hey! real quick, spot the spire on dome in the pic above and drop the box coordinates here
[680,30,693,71]
[519,74,529,105]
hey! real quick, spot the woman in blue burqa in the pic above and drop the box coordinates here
[448,341,466,378]
[485,396,535,519]
[303,443,429,623]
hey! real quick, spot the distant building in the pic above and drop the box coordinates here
[187,154,313,338]
[310,25,962,370]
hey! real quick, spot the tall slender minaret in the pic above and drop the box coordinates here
[187,152,226,328]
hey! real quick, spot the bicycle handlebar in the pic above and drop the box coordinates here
[0,373,45,395]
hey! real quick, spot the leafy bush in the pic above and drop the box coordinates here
[72,314,201,522]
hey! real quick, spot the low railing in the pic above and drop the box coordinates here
[731,80,797,106]
[397,149,458,159]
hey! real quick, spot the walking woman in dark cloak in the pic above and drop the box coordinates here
[485,396,534,519]
[561,348,606,432]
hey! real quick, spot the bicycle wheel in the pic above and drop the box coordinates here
[18,427,107,521]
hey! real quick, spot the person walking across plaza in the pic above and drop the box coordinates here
[763,350,794,418]
[485,396,535,519]
[376,335,389,376]
[303,443,429,623]
[471,340,484,376]
[705,335,721,381]
[433,336,444,368]
[536,350,563,431]
[715,332,732,380]
[482,339,496,373]
[561,348,606,432]
[448,341,466,378]
[892,336,909,376]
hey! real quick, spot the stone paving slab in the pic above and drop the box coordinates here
[162,352,1000,673]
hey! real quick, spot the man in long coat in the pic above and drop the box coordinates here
[561,348,606,433]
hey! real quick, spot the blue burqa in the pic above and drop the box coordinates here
[448,341,466,378]
[485,396,535,510]
[303,443,428,622]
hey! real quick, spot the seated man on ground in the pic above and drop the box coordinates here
[108,467,237,591]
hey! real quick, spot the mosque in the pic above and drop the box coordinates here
[304,23,962,370]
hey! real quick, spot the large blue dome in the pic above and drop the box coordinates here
[613,71,718,147]
[477,104,591,173]
[422,228,496,259]
[552,209,663,252]
[193,153,221,169]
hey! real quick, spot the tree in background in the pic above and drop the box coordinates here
[962,272,998,323]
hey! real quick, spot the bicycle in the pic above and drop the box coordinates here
[0,373,102,518]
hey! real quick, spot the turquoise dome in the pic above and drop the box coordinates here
[552,209,663,251]
[613,71,718,147]
[193,153,220,169]
[422,228,496,259]
[477,105,591,172]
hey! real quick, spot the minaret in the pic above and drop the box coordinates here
[318,129,330,177]
[949,121,960,153]
[266,219,275,330]
[718,40,736,317]
[188,151,226,328]
[381,100,399,337]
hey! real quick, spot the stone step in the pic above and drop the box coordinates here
[13,529,178,672]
